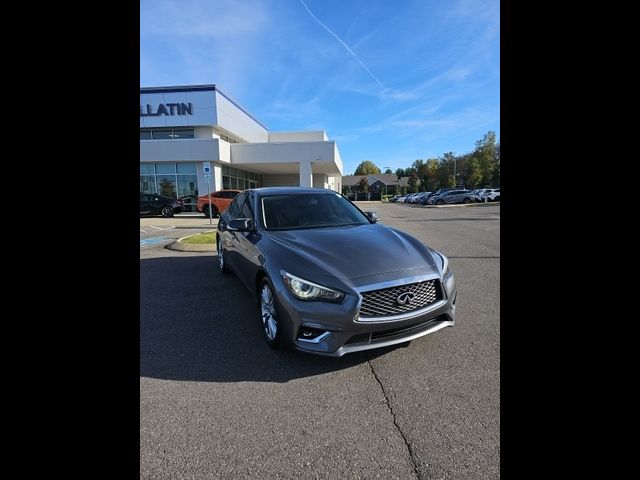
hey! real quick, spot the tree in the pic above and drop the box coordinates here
[354,160,381,175]
[407,172,418,193]
[395,168,406,178]
[357,177,369,193]
[440,152,456,187]
[473,131,498,186]
[384,168,392,174]
[425,158,439,191]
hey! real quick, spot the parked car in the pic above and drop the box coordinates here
[472,189,490,202]
[482,188,501,202]
[428,189,474,205]
[389,195,402,203]
[196,189,242,217]
[216,187,456,357]
[140,193,183,217]
[415,192,433,205]
[404,193,419,204]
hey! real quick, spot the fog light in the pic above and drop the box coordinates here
[297,326,328,342]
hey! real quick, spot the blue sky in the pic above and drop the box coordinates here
[140,0,499,175]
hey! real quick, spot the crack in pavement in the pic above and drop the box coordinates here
[367,358,421,479]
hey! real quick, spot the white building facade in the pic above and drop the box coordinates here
[140,85,343,205]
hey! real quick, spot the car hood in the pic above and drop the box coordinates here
[263,224,439,284]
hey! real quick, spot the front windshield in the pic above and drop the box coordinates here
[261,193,370,230]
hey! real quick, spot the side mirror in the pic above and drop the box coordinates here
[365,211,379,223]
[228,218,255,232]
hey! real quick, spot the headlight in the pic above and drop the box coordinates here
[280,270,344,302]
[434,251,449,276]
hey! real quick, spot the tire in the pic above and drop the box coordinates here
[203,204,218,218]
[161,206,174,217]
[258,277,283,350]
[494,196,500,201]
[217,237,229,273]
[436,199,444,205]
[463,197,471,204]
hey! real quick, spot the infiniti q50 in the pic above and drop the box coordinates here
[216,187,456,357]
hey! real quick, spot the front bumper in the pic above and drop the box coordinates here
[272,272,457,357]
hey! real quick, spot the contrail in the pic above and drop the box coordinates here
[299,0,386,89]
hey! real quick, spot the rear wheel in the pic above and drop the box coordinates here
[494,195,500,201]
[161,206,174,217]
[436,199,444,205]
[463,197,471,204]
[203,204,218,218]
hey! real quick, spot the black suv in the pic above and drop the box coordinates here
[140,194,183,217]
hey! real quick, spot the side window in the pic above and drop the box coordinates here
[240,192,254,219]
[228,193,245,219]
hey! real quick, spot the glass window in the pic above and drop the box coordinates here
[223,176,231,189]
[222,165,230,175]
[240,193,254,219]
[177,175,198,198]
[157,176,177,198]
[229,167,238,177]
[172,129,194,139]
[155,163,176,175]
[140,130,152,140]
[176,163,197,174]
[262,194,369,230]
[152,130,172,140]
[140,164,155,175]
[228,193,245,219]
[140,175,156,194]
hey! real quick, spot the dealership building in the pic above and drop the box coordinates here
[140,84,344,206]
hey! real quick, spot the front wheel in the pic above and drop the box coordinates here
[161,206,174,217]
[258,277,283,350]
[436,199,444,205]
[463,197,471,204]
[217,237,229,273]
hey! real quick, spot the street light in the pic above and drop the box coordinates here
[384,166,390,199]
[453,158,457,187]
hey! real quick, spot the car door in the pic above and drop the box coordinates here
[232,191,261,291]
[219,192,245,270]
[140,195,150,214]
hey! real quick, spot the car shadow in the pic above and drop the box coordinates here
[140,256,403,383]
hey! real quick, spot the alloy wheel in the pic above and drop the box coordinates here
[260,283,278,341]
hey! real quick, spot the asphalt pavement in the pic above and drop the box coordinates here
[140,202,500,479]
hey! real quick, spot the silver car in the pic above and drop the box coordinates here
[216,188,457,357]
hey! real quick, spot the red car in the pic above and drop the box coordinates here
[196,189,242,217]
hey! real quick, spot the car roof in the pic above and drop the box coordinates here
[253,187,340,197]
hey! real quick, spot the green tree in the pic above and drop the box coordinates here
[473,131,498,186]
[384,168,392,174]
[357,176,369,193]
[425,158,439,191]
[395,168,406,178]
[440,152,456,187]
[354,160,381,175]
[407,172,418,193]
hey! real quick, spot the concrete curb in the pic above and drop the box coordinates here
[165,231,217,252]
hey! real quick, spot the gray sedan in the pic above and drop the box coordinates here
[216,187,457,357]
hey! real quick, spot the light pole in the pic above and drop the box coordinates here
[453,158,457,187]
[384,166,390,199]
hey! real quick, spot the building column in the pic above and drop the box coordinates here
[214,163,223,191]
[299,161,313,187]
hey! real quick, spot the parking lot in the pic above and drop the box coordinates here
[140,202,500,479]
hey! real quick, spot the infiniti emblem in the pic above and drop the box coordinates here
[396,292,415,305]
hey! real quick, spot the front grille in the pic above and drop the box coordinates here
[359,279,442,318]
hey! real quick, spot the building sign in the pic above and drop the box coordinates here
[140,103,193,117]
